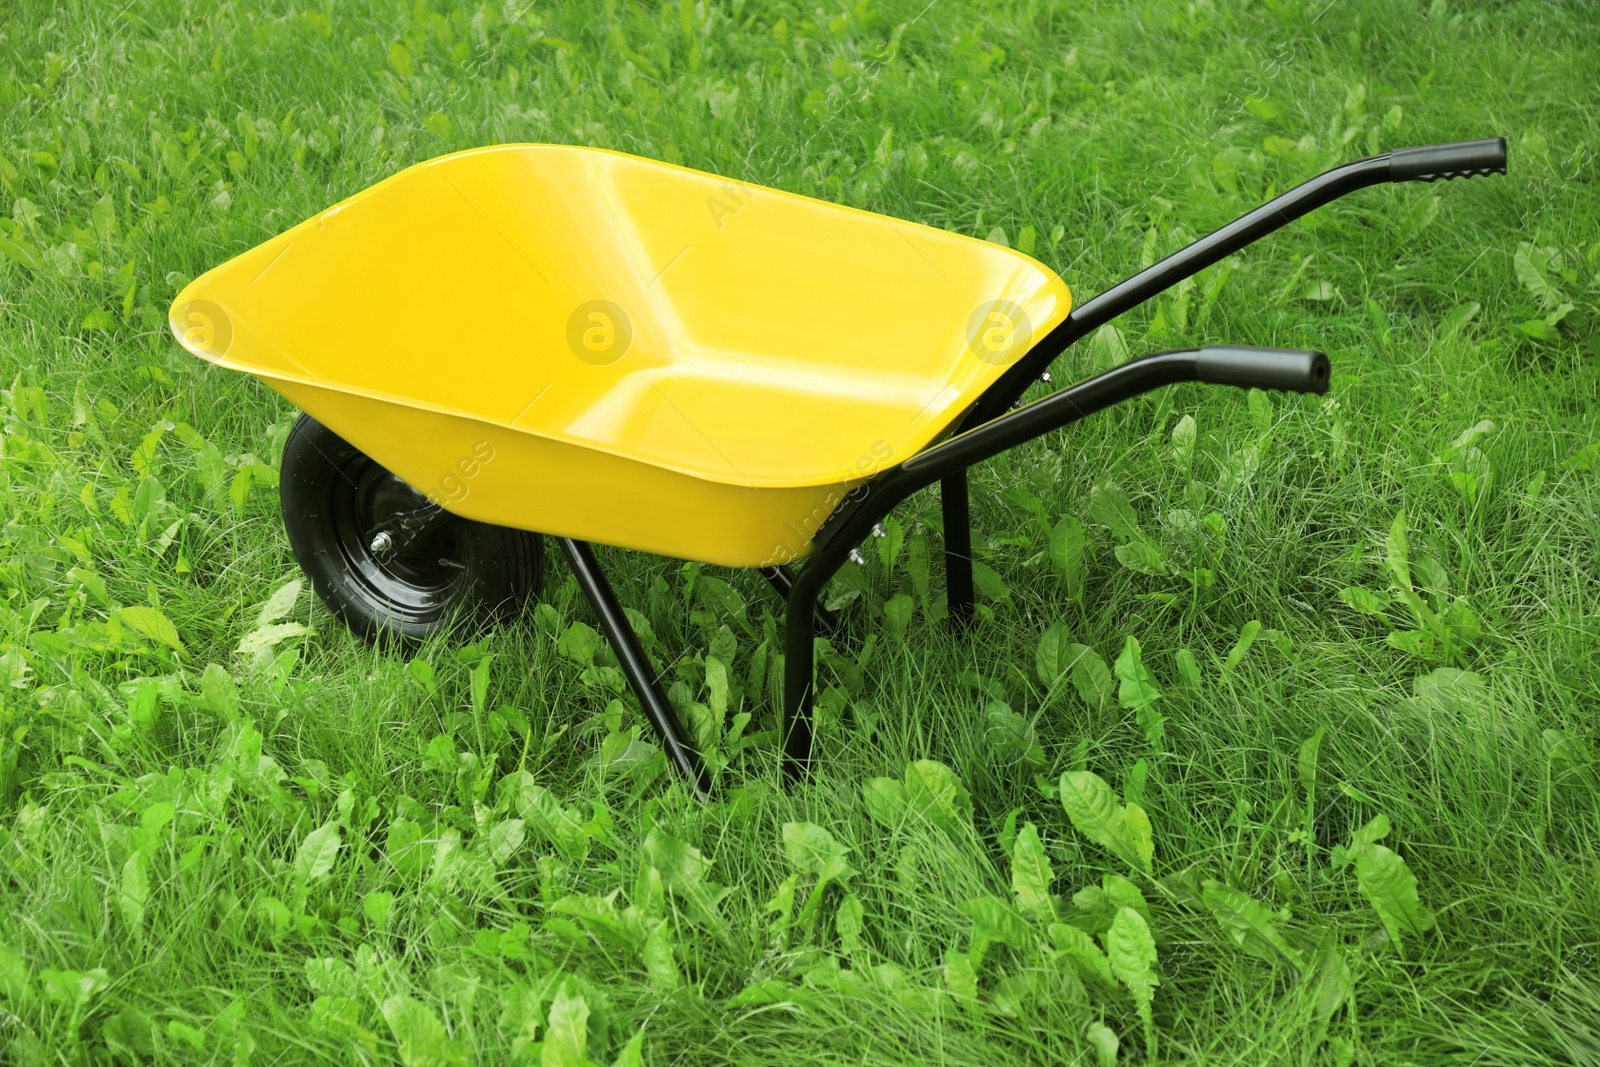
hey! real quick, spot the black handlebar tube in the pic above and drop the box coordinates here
[781,347,1329,777]
[960,138,1504,433]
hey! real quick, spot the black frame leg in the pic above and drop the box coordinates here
[558,538,710,801]
[761,564,840,635]
[941,472,975,626]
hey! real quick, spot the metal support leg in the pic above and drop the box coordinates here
[559,538,709,801]
[942,472,975,626]
[780,544,856,782]
[761,564,839,635]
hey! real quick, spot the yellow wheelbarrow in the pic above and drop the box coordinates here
[171,138,1506,797]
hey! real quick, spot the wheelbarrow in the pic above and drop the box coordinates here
[169,137,1507,799]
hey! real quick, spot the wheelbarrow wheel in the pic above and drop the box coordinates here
[279,413,542,643]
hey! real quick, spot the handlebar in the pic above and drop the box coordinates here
[1195,346,1330,394]
[1389,138,1507,183]
[959,134,1508,431]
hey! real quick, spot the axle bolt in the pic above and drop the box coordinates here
[370,530,394,554]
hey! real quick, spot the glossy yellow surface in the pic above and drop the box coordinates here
[171,145,1071,566]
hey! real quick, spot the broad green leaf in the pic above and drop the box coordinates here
[1010,822,1056,919]
[200,663,238,720]
[1436,302,1479,342]
[1086,1021,1119,1067]
[1114,637,1161,711]
[380,995,468,1067]
[1103,874,1152,924]
[1223,621,1261,674]
[1114,540,1168,575]
[1036,623,1074,687]
[515,777,589,862]
[611,1030,647,1067]
[696,575,748,622]
[236,622,312,658]
[39,967,109,1010]
[1247,388,1274,435]
[487,819,526,865]
[388,42,415,77]
[762,873,797,947]
[1049,923,1115,986]
[1297,727,1327,788]
[1104,906,1159,1056]
[1411,668,1489,720]
[118,852,148,932]
[1123,804,1155,873]
[783,822,855,885]
[1330,813,1391,871]
[642,829,728,931]
[1512,317,1560,341]
[1562,441,1598,471]
[1354,844,1435,953]
[1059,771,1144,872]
[470,654,493,715]
[1245,95,1281,121]
[1201,879,1304,968]
[1171,414,1197,467]
[1386,510,1412,591]
[405,658,438,694]
[1450,419,1496,453]
[1444,599,1481,645]
[1090,484,1143,543]
[1067,644,1114,711]
[986,703,1044,764]
[1513,242,1567,310]
[960,896,1029,965]
[883,593,914,633]
[1175,648,1202,690]
[704,654,730,719]
[254,578,302,627]
[120,606,183,652]
[903,760,973,837]
[1337,586,1388,616]
[643,919,680,992]
[556,622,601,665]
[943,950,979,1003]
[1049,516,1088,594]
[305,958,359,998]
[1399,192,1440,241]
[971,561,1010,601]
[862,777,908,826]
[542,983,590,1067]
[295,822,341,884]
[363,891,395,929]
[1386,629,1435,657]
[836,892,865,954]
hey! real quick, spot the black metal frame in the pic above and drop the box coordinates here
[555,140,1506,792]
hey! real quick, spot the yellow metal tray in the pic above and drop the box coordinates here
[171,145,1070,566]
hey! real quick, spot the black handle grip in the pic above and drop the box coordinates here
[1388,138,1507,183]
[1195,346,1330,394]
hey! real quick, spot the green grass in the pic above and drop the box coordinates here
[2,0,1598,1063]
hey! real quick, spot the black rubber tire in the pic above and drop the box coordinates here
[279,413,542,644]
